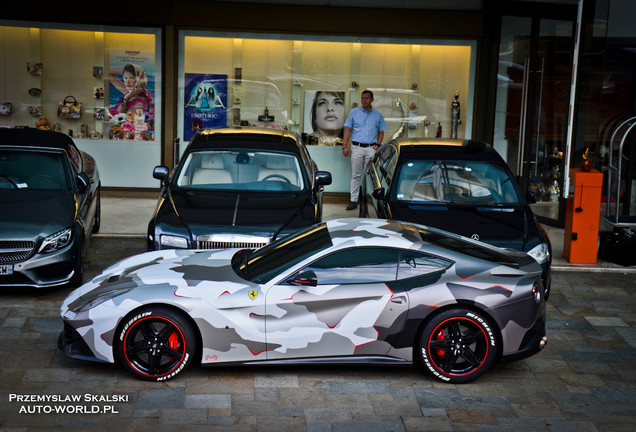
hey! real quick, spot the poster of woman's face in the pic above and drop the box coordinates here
[304,91,346,139]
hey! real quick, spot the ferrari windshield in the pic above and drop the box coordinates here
[395,159,520,206]
[233,223,332,283]
[0,149,72,190]
[175,150,305,192]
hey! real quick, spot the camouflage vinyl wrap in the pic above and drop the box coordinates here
[60,218,545,367]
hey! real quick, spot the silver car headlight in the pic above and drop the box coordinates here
[160,234,188,249]
[527,242,550,264]
[38,228,72,253]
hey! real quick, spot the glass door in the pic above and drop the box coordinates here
[493,10,576,226]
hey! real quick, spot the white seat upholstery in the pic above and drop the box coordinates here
[192,155,232,184]
[257,156,299,186]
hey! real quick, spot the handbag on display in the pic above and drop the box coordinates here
[28,106,42,117]
[57,95,82,119]
[0,102,12,115]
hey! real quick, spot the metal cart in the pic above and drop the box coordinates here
[605,115,636,228]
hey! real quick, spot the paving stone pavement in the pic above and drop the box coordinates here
[0,237,635,431]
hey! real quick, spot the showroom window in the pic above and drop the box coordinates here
[178,31,476,145]
[0,22,162,188]
[177,31,476,193]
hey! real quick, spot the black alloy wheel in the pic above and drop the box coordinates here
[117,307,196,381]
[418,308,497,384]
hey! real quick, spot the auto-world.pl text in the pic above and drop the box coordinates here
[9,393,128,414]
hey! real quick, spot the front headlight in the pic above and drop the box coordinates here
[527,242,550,264]
[160,234,189,249]
[39,228,72,253]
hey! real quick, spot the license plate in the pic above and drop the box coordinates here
[0,264,13,275]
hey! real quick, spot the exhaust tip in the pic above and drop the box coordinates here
[539,336,548,349]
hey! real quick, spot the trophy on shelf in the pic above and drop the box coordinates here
[581,146,592,171]
[548,180,560,202]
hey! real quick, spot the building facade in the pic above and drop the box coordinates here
[1,0,634,226]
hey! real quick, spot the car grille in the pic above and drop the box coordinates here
[0,241,36,263]
[196,234,270,250]
[197,240,269,249]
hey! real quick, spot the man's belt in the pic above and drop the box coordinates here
[351,141,375,147]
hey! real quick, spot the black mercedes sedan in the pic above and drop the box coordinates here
[360,138,551,298]
[0,128,101,288]
[148,127,332,251]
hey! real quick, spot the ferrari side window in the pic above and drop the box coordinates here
[397,251,452,280]
[301,247,399,285]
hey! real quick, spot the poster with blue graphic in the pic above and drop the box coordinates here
[184,74,228,140]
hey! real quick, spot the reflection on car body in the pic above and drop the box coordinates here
[60,218,547,384]
[361,138,552,298]
[148,127,332,251]
[0,128,101,287]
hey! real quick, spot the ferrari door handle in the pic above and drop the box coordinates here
[391,296,406,304]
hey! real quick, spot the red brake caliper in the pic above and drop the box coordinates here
[168,332,181,361]
[436,329,445,357]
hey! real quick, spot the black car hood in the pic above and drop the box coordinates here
[391,203,532,250]
[0,190,76,239]
[158,187,315,234]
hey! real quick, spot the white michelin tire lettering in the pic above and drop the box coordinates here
[119,311,152,341]
[117,307,196,381]
[418,308,497,384]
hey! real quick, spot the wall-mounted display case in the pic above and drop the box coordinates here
[0,22,162,188]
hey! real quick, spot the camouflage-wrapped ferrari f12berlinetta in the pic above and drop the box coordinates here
[59,218,547,383]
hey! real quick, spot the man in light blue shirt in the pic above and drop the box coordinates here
[342,90,387,210]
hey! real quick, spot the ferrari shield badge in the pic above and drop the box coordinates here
[248,290,258,300]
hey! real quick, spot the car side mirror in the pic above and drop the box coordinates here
[287,270,317,287]
[526,191,537,204]
[153,165,169,181]
[75,172,90,194]
[314,171,332,189]
[372,187,386,201]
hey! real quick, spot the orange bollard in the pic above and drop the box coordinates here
[563,168,604,263]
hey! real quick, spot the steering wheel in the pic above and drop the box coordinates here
[0,174,19,189]
[261,174,291,183]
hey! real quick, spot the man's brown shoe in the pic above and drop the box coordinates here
[346,201,357,210]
